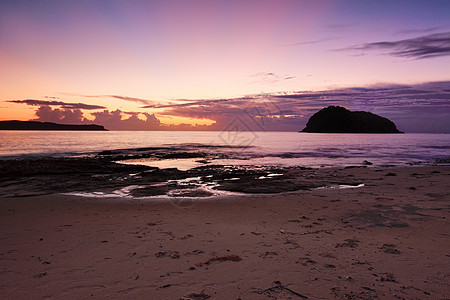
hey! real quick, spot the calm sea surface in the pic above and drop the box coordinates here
[0,131,449,168]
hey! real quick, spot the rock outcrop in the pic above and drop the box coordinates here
[301,106,403,133]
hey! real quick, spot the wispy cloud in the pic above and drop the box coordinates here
[338,32,450,59]
[107,95,155,105]
[249,72,296,84]
[8,99,106,110]
[325,23,358,30]
[76,94,155,105]
[395,26,445,36]
[280,37,337,47]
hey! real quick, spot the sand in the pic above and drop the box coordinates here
[1,166,449,299]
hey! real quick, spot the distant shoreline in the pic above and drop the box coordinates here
[0,120,107,131]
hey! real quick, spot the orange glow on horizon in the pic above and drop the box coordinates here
[157,115,216,126]
[0,108,36,122]
[0,103,216,127]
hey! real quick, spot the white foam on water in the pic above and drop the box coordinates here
[64,185,145,198]
[315,183,365,190]
[63,178,243,201]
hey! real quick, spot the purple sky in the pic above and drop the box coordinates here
[1,0,449,132]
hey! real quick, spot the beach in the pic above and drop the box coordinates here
[1,163,449,299]
[2,0,450,298]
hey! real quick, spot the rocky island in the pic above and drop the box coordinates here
[0,120,107,131]
[301,106,403,133]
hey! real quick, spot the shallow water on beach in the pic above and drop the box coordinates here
[0,131,449,167]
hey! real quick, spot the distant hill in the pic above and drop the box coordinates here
[0,120,108,131]
[301,106,403,133]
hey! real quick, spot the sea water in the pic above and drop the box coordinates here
[0,131,448,168]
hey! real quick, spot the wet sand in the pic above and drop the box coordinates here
[0,165,449,299]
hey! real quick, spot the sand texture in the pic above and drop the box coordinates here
[1,166,449,299]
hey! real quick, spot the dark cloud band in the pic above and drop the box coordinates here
[8,99,106,110]
[339,32,450,59]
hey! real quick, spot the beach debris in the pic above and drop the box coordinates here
[33,272,47,278]
[363,160,373,165]
[346,276,352,281]
[185,249,205,256]
[381,244,402,254]
[249,281,308,299]
[335,238,359,248]
[179,234,193,240]
[288,219,304,223]
[180,292,211,300]
[380,272,398,282]
[280,229,286,234]
[297,257,316,266]
[401,285,431,296]
[155,251,180,259]
[284,239,300,249]
[195,254,241,266]
[259,251,278,258]
[319,252,336,259]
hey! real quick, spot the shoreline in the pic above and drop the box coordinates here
[1,164,449,299]
[1,154,449,198]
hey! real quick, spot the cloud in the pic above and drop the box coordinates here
[107,95,155,105]
[148,81,450,133]
[249,72,296,84]
[339,32,450,59]
[30,106,214,131]
[77,94,155,105]
[8,99,105,110]
[31,106,163,130]
[395,26,444,36]
[280,37,337,47]
[21,81,450,133]
[142,97,252,109]
[90,110,161,130]
[325,23,357,30]
[34,106,87,124]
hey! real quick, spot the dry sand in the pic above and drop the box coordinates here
[1,166,449,299]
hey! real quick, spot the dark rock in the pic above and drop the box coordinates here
[301,106,403,133]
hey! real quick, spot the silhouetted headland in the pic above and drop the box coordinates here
[0,120,107,131]
[301,106,403,133]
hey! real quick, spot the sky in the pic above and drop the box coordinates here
[1,0,449,132]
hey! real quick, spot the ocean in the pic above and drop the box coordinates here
[0,131,449,168]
